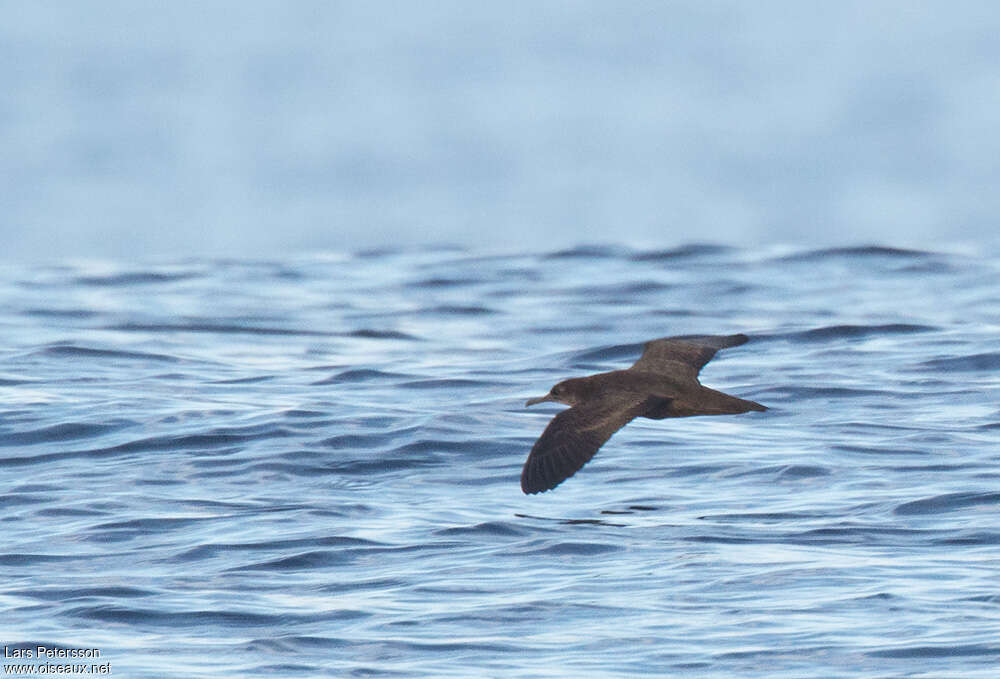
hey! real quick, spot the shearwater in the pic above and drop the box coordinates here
[521,334,766,494]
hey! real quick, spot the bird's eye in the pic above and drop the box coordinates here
[551,386,561,395]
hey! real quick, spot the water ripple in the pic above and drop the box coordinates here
[894,491,1000,516]
[2,245,999,677]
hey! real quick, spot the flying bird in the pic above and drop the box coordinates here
[521,333,766,494]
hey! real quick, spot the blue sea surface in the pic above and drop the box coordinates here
[1,245,999,677]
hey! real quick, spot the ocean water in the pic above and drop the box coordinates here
[1,244,999,678]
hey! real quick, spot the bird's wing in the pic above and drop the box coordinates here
[521,393,668,494]
[629,333,749,381]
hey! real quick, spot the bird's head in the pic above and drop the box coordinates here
[525,377,591,408]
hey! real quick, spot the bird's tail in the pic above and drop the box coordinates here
[699,387,767,414]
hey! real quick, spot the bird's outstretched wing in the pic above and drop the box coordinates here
[629,333,749,382]
[521,394,670,494]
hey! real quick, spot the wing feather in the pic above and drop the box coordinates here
[521,394,657,494]
[630,333,748,380]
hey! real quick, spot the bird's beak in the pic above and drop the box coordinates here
[525,394,553,407]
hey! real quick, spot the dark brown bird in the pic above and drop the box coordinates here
[521,333,766,494]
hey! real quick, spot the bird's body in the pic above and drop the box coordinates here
[521,333,765,494]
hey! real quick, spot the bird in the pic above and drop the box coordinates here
[521,333,766,494]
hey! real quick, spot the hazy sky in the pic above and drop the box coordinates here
[3,1,999,261]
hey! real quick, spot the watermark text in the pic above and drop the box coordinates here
[4,647,109,675]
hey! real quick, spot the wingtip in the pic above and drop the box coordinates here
[660,332,751,349]
[521,462,572,494]
[716,333,749,348]
[522,481,564,495]
[520,477,546,495]
[520,469,559,494]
